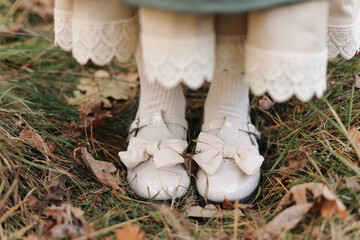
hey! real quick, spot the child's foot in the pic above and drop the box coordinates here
[193,117,263,203]
[119,110,190,201]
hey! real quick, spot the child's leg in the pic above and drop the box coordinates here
[195,14,263,203]
[135,47,186,140]
[204,14,251,146]
[118,47,190,201]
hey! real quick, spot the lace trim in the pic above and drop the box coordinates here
[54,10,73,51]
[140,34,215,90]
[72,16,139,65]
[215,35,245,75]
[327,21,360,60]
[54,10,139,66]
[245,44,327,103]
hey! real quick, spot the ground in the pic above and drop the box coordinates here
[1,2,360,240]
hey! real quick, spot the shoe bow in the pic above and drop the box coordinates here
[118,137,187,170]
[193,132,264,176]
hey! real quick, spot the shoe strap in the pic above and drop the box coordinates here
[128,111,188,137]
[201,118,261,138]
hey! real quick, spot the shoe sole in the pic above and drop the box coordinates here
[196,183,261,207]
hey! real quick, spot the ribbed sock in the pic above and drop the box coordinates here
[204,71,252,146]
[135,47,186,140]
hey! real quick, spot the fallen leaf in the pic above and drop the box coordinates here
[277,182,348,219]
[19,127,55,155]
[39,204,94,240]
[251,203,313,240]
[255,94,275,111]
[74,143,123,190]
[24,234,40,240]
[223,199,253,210]
[115,223,145,240]
[47,173,69,201]
[76,100,112,131]
[352,72,360,89]
[279,158,306,174]
[249,183,348,240]
[66,70,138,105]
[183,153,198,179]
[223,199,234,210]
[348,125,360,150]
[187,204,244,218]
[345,177,360,191]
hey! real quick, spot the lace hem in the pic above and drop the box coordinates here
[54,10,73,51]
[140,34,215,90]
[54,10,139,66]
[245,44,327,103]
[327,21,360,60]
[215,35,245,75]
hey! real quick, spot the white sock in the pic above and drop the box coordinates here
[135,47,186,140]
[204,71,252,146]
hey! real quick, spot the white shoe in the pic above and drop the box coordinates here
[119,110,190,201]
[193,117,264,203]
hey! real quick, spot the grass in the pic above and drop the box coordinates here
[1,5,360,240]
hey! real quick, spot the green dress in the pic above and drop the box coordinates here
[122,0,313,14]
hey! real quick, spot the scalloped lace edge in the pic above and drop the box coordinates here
[140,34,215,90]
[327,21,360,60]
[215,35,245,75]
[54,10,73,51]
[54,9,139,66]
[245,44,328,103]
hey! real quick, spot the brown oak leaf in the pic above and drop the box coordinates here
[47,173,69,201]
[349,125,360,150]
[249,183,347,240]
[222,198,253,210]
[39,204,94,240]
[251,203,313,240]
[74,143,123,190]
[77,100,112,131]
[115,223,145,240]
[19,127,55,154]
[352,72,360,89]
[277,182,348,219]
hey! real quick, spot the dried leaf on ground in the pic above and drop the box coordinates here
[115,223,145,240]
[279,158,306,174]
[250,183,348,239]
[278,182,348,219]
[345,177,360,191]
[74,143,123,190]
[251,203,313,240]
[47,173,69,201]
[38,204,94,240]
[183,154,198,179]
[254,94,275,111]
[19,127,55,154]
[76,100,112,130]
[222,199,253,210]
[187,204,244,218]
[66,70,138,105]
[352,72,360,89]
[349,126,360,150]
